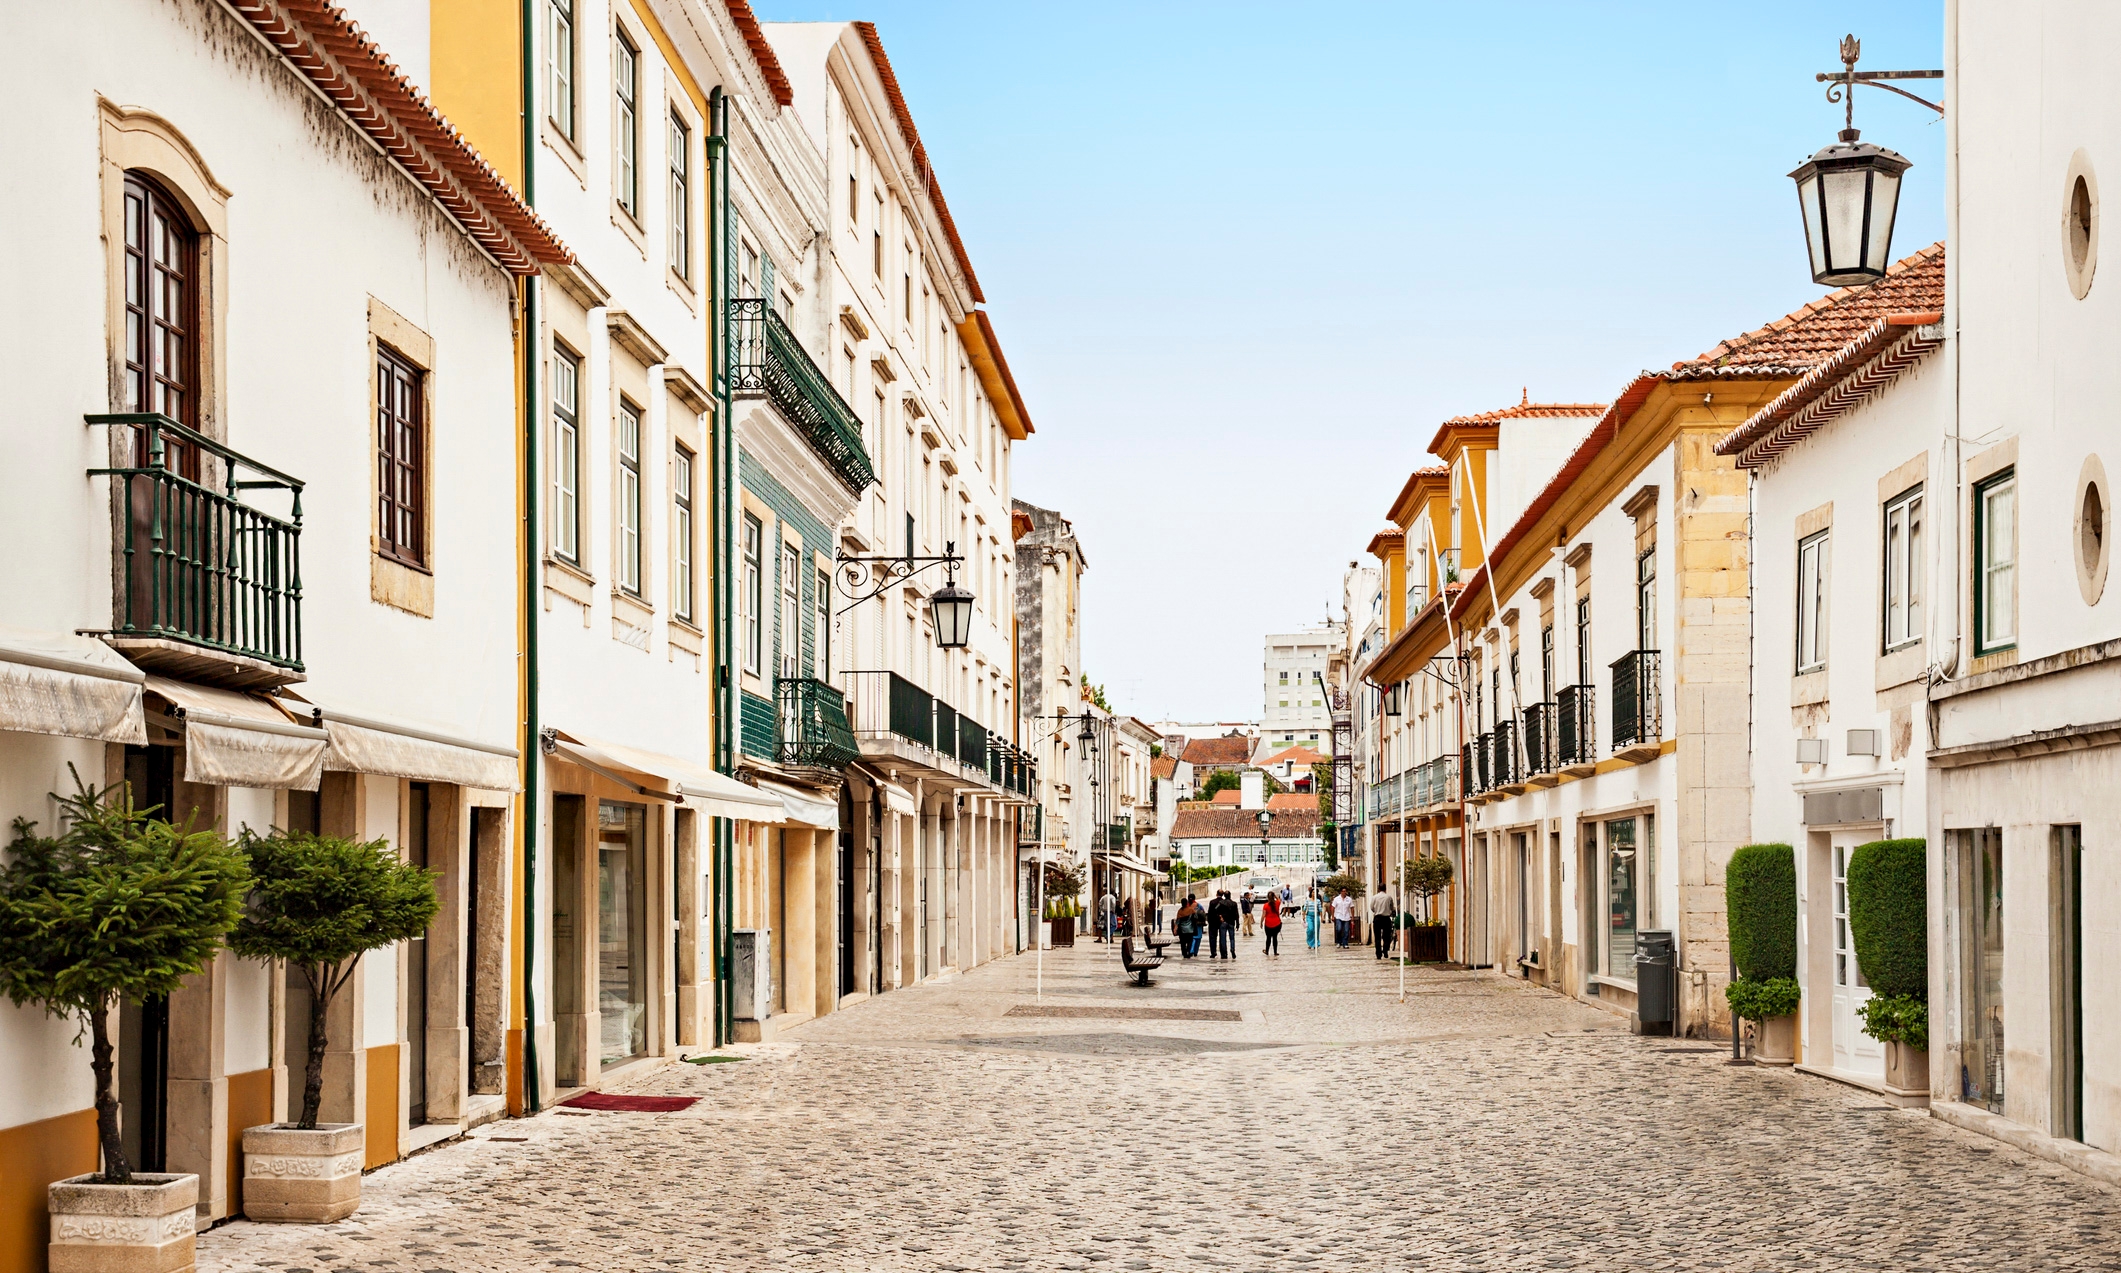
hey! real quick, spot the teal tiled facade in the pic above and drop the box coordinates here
[738,450,837,761]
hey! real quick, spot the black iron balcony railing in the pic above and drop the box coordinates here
[843,670,1024,793]
[1461,743,1475,797]
[986,738,1036,796]
[1522,701,1555,775]
[1557,684,1596,767]
[1493,718,1520,788]
[956,714,988,770]
[88,413,304,674]
[728,299,878,493]
[1475,731,1495,793]
[775,677,860,770]
[1611,649,1663,751]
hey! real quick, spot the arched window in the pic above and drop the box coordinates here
[122,172,200,473]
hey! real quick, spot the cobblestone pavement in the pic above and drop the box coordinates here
[200,938,2121,1272]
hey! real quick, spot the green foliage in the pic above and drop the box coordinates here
[1858,993,1929,1050]
[1320,872,1366,899]
[1400,854,1453,905]
[1847,838,1927,999]
[1149,743,1163,759]
[1082,680,1112,712]
[1040,859,1085,902]
[229,829,438,1129]
[0,773,249,1183]
[1725,843,1797,982]
[1725,975,1801,1022]
[1196,770,1283,801]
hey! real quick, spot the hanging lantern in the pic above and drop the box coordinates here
[928,581,973,649]
[1790,133,1911,287]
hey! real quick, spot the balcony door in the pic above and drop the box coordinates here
[1829,833,1884,1081]
[121,172,201,478]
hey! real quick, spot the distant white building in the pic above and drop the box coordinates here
[1262,626,1341,754]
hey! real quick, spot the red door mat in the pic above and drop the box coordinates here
[558,1092,698,1113]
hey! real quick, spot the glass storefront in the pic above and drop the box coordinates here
[1958,827,2005,1113]
[597,800,648,1067]
[1593,813,1654,982]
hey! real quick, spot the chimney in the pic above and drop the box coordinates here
[1240,770,1264,811]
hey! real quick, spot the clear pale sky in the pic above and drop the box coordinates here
[758,1,1947,723]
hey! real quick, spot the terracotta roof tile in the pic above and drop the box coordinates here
[1170,808,1321,840]
[1151,755,1178,780]
[725,0,794,106]
[1670,243,1945,378]
[1263,745,1324,766]
[1441,393,1609,427]
[853,22,983,303]
[1179,736,1254,768]
[1266,792,1316,810]
[1211,789,1242,804]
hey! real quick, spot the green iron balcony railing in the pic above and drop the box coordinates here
[1106,821,1129,850]
[1493,718,1520,788]
[1522,701,1555,776]
[1611,650,1662,751]
[1473,731,1494,793]
[1557,683,1596,767]
[728,299,877,494]
[87,413,304,674]
[776,677,860,770]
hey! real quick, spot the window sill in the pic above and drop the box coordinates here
[1971,647,2019,676]
[372,554,434,619]
[542,120,587,187]
[668,267,697,313]
[1791,668,1829,707]
[543,556,595,613]
[612,587,655,628]
[1876,642,1926,692]
[1587,973,1638,995]
[612,203,647,258]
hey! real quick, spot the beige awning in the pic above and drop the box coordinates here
[144,676,328,790]
[878,781,917,816]
[278,692,520,792]
[0,626,148,745]
[1108,854,1161,879]
[753,778,840,830]
[546,729,783,821]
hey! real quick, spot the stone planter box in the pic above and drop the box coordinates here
[1884,1042,1931,1105]
[1407,925,1449,963]
[48,1171,197,1273]
[1047,916,1075,947]
[1754,1013,1798,1065]
[241,1123,365,1223]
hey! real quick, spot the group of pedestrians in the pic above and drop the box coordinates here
[1168,883,1331,959]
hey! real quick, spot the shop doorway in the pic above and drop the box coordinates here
[551,793,585,1087]
[2054,824,2084,1142]
[597,801,648,1067]
[1830,836,1884,1081]
[837,791,856,999]
[1595,813,1653,984]
[1513,831,1531,969]
[1955,827,2006,1113]
[120,741,177,1171]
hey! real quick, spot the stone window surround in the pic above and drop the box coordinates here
[1966,435,2019,672]
[1877,451,1931,691]
[1794,500,1833,701]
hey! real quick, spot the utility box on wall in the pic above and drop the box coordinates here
[732,928,773,1022]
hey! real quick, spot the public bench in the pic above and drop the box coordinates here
[1119,937,1164,986]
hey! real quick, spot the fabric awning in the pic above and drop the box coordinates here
[546,729,782,821]
[1108,854,1161,879]
[0,626,148,745]
[145,676,328,790]
[279,691,520,792]
[753,779,840,830]
[877,781,917,816]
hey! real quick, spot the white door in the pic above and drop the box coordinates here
[1830,838,1886,1080]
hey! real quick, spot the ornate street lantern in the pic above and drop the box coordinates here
[927,581,974,649]
[1791,35,1941,287]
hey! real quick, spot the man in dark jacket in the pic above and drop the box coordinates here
[1210,890,1241,959]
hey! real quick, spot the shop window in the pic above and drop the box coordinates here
[1955,827,2005,1114]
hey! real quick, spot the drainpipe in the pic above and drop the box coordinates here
[1934,0,1965,691]
[708,87,735,1048]
[518,0,542,1115]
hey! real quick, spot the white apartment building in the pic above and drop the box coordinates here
[1,0,565,1238]
[1263,626,1340,754]
[1014,499,1087,928]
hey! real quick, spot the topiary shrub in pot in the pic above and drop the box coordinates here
[1723,843,1800,1063]
[1847,837,1929,1095]
[227,829,438,1223]
[0,774,248,1273]
[1399,855,1453,962]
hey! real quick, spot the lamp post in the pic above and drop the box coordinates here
[832,539,973,649]
[1790,35,1943,287]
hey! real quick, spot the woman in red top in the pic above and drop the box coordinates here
[1261,891,1284,956]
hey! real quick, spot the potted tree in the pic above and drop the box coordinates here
[227,828,438,1222]
[0,776,247,1273]
[1723,843,1800,1064]
[1040,860,1084,948]
[1847,837,1929,1101]
[1400,854,1453,963]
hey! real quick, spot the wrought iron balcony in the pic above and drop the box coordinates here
[1106,821,1129,850]
[1522,702,1555,775]
[842,670,1019,793]
[1557,684,1596,767]
[1474,732,1495,793]
[1438,751,1460,803]
[775,677,860,770]
[1461,743,1476,797]
[88,414,304,685]
[1493,719,1520,788]
[728,299,877,494]
[1017,803,1044,845]
[1610,650,1663,752]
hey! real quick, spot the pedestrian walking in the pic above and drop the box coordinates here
[1332,889,1354,948]
[1240,889,1256,937]
[1211,890,1239,959]
[1303,887,1321,949]
[1152,897,1165,935]
[1096,890,1117,943]
[1261,891,1283,956]
[1175,895,1202,958]
[1370,885,1397,960]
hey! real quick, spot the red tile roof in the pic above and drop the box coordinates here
[853,23,983,304]
[1151,755,1178,780]
[725,0,794,106]
[1441,392,1608,427]
[1263,745,1324,767]
[1210,789,1242,805]
[1670,244,1946,379]
[231,0,570,275]
[1170,808,1321,840]
[1180,736,1254,768]
[1266,792,1316,811]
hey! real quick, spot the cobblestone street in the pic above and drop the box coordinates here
[200,942,2121,1272]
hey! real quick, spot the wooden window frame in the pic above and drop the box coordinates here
[552,345,582,563]
[1883,484,1924,652]
[122,172,202,474]
[549,0,576,140]
[613,29,640,219]
[376,343,427,569]
[1976,469,2018,655]
[673,443,695,623]
[1796,529,1830,673]
[780,541,801,679]
[668,111,690,280]
[616,397,642,596]
[742,513,763,676]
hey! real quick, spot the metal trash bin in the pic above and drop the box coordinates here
[1633,929,1676,1036]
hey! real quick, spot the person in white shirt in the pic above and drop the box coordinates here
[1331,890,1355,948]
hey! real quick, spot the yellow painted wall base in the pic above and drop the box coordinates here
[506,1028,523,1117]
[364,1045,399,1169]
[0,1107,99,1273]
[227,1068,273,1215]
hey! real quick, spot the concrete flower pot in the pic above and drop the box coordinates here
[1884,1041,1931,1103]
[241,1123,365,1223]
[47,1171,197,1273]
[1754,1014,1798,1066]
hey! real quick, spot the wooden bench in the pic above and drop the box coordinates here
[1119,937,1164,986]
[1143,933,1173,958]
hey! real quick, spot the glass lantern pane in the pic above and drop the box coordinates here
[1866,168,1902,276]
[1797,171,1828,279]
[1821,168,1869,274]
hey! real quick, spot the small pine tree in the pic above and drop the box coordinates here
[0,773,249,1183]
[228,830,438,1130]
